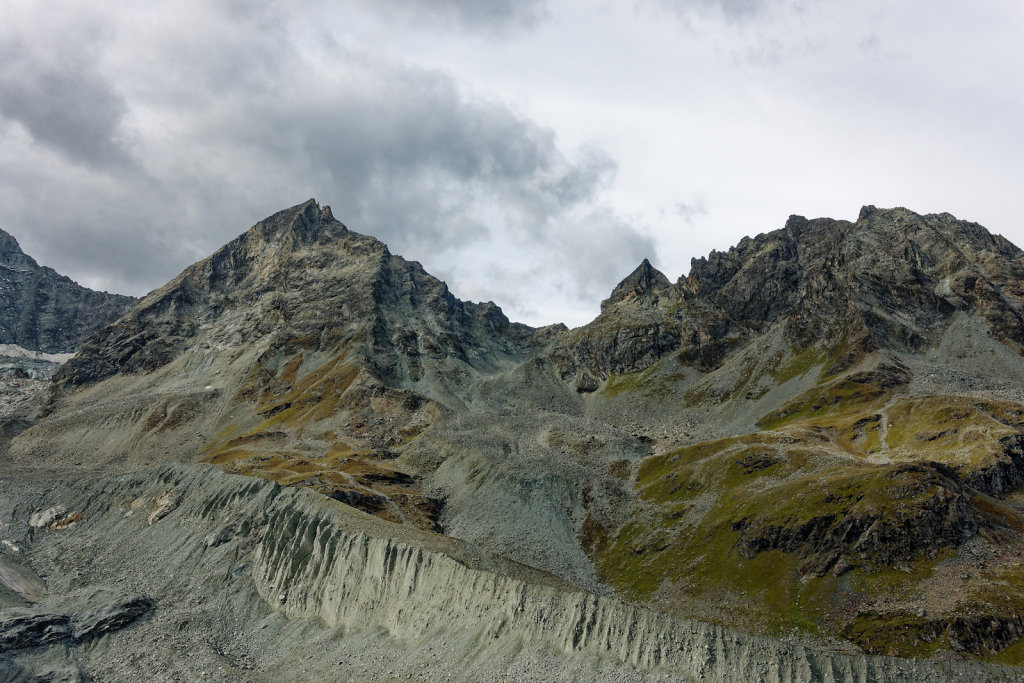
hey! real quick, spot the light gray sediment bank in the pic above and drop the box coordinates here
[0,464,1017,681]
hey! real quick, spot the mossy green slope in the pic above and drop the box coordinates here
[588,353,1024,663]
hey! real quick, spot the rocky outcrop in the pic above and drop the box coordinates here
[600,258,671,310]
[0,597,153,649]
[845,611,1024,658]
[0,228,136,354]
[553,206,1024,381]
[961,434,1024,496]
[734,462,979,577]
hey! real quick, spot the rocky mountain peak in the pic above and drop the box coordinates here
[0,228,38,271]
[55,201,533,393]
[600,258,671,310]
[250,198,346,247]
[172,199,356,298]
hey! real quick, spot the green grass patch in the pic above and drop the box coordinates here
[843,611,947,658]
[773,346,826,384]
[603,364,668,398]
[757,377,889,430]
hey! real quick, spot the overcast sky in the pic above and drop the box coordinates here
[2,0,1022,327]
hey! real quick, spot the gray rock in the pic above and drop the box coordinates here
[27,507,65,529]
[600,258,671,310]
[0,612,70,649]
[70,596,155,642]
[0,596,153,650]
[0,658,32,683]
[205,523,235,548]
[54,199,534,390]
[0,228,136,354]
[553,205,1024,380]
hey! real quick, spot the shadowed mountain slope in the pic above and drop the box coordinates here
[0,228,136,354]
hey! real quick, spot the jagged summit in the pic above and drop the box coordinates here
[196,199,349,293]
[57,199,532,392]
[600,258,670,310]
[247,198,346,246]
[558,205,1024,384]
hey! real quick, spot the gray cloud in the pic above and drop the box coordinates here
[178,52,616,257]
[858,33,880,51]
[0,23,130,167]
[0,1,637,325]
[673,201,708,223]
[355,0,548,31]
[653,0,774,21]
[644,0,828,67]
[440,206,658,325]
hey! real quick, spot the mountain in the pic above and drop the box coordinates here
[0,227,137,422]
[549,207,1024,657]
[33,200,535,532]
[553,206,1024,383]
[4,200,1024,679]
[0,227,136,354]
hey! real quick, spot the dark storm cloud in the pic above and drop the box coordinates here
[0,26,130,167]
[356,0,548,31]
[190,53,618,255]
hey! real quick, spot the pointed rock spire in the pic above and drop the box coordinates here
[601,258,671,310]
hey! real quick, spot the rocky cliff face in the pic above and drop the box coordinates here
[552,206,1024,383]
[0,228,136,354]
[8,201,1024,673]
[56,200,532,391]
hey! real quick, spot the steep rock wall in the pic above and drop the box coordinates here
[0,228,136,354]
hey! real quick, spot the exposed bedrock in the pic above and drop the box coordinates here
[0,596,154,649]
[551,206,1024,383]
[0,227,136,354]
[733,462,979,577]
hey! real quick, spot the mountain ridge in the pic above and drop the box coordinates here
[0,226,137,354]
[550,204,1024,390]
[56,199,534,392]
